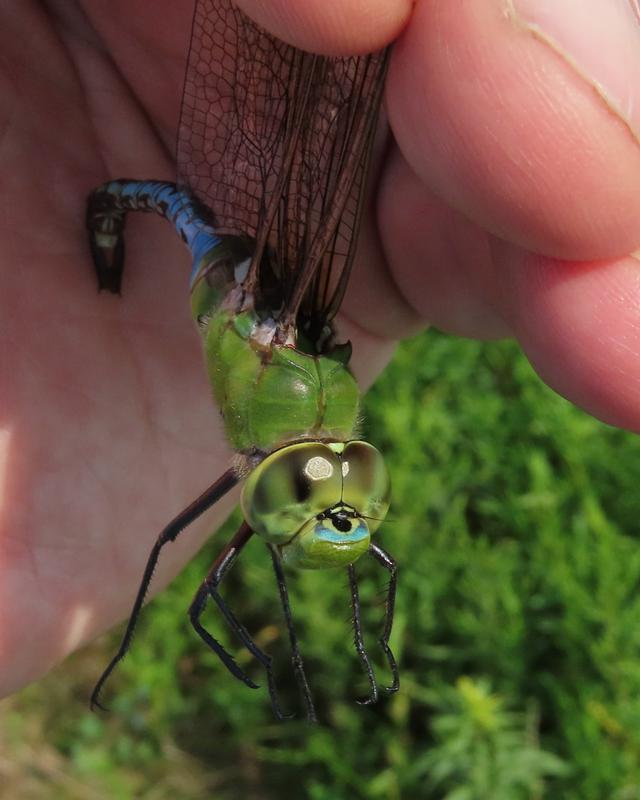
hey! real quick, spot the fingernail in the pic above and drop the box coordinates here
[509,0,640,138]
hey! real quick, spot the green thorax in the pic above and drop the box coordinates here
[193,293,360,454]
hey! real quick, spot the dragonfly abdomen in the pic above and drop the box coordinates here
[87,179,222,293]
[203,307,360,453]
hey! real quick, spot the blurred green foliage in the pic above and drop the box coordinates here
[3,329,640,798]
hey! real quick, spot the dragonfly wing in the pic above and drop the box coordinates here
[178,0,389,342]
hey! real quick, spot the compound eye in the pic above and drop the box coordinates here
[241,442,342,543]
[341,441,390,533]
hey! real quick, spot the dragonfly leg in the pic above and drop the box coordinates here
[189,526,291,721]
[348,563,379,705]
[268,545,317,723]
[90,467,239,712]
[369,543,400,695]
[86,179,219,293]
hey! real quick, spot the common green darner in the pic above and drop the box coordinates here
[86,0,397,722]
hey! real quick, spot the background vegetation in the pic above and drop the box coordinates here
[3,329,640,799]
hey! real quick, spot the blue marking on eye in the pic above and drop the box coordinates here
[315,519,369,543]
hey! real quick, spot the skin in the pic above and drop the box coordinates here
[2,0,640,697]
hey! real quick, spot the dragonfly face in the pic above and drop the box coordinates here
[241,441,391,568]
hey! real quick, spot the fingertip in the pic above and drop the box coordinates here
[500,245,640,431]
[387,0,640,260]
[235,0,411,55]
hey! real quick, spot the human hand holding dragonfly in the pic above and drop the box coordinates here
[1,0,639,697]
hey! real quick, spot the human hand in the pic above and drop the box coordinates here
[2,0,639,697]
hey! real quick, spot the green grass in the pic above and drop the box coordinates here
[3,329,640,798]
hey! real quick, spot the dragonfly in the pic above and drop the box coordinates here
[86,0,397,722]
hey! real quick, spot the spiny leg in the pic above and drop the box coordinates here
[90,468,239,711]
[188,523,259,687]
[369,543,399,694]
[268,545,317,723]
[348,563,379,705]
[190,524,290,721]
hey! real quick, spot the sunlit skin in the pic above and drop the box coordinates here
[2,0,640,697]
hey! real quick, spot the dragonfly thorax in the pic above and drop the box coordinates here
[200,300,359,452]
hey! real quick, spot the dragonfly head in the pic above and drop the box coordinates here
[241,440,390,569]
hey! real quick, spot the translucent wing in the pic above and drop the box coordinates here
[177,0,389,341]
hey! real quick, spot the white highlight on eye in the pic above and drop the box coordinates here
[341,462,349,478]
[305,456,333,481]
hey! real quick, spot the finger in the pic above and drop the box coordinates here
[235,0,410,54]
[376,148,640,431]
[376,148,510,341]
[81,1,192,142]
[498,243,640,431]
[387,0,640,260]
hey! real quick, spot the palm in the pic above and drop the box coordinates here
[0,2,238,694]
